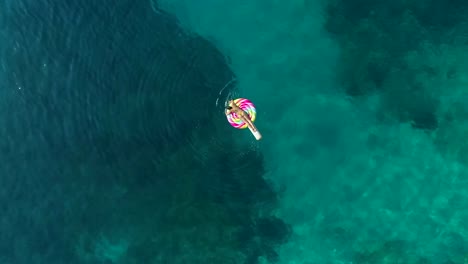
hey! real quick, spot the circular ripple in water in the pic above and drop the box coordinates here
[0,0,237,166]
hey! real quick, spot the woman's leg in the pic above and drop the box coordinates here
[246,118,257,131]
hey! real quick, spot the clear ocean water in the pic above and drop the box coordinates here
[2,0,468,263]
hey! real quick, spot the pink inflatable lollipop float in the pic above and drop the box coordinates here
[225,98,262,140]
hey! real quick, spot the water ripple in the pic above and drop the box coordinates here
[0,0,260,213]
[1,1,229,163]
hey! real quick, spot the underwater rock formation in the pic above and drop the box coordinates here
[324,0,468,131]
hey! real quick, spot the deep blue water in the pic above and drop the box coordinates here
[0,1,287,263]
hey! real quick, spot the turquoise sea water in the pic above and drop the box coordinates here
[160,0,468,262]
[2,0,468,263]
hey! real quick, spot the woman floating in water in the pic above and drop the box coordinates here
[225,98,262,140]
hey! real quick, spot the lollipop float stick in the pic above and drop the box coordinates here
[248,126,262,140]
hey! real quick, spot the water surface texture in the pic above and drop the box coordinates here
[3,0,468,263]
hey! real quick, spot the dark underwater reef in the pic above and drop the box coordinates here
[324,0,468,131]
[322,0,468,262]
[0,1,289,263]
